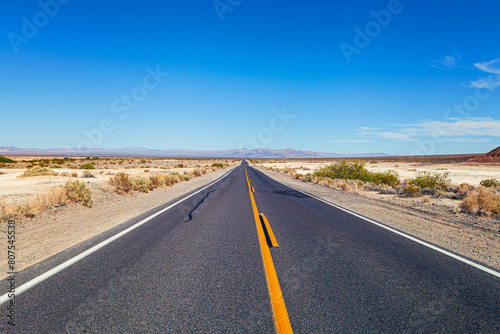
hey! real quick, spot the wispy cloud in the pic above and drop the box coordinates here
[475,58,500,75]
[329,139,372,143]
[431,51,460,69]
[469,57,500,89]
[445,138,490,143]
[431,49,461,70]
[358,117,500,142]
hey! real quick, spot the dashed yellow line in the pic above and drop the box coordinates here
[245,167,293,334]
[259,213,279,248]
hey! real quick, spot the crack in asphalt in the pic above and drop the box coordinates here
[185,189,218,222]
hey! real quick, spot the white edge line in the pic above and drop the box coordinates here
[254,168,500,279]
[0,167,235,305]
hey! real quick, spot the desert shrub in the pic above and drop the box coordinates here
[82,170,95,178]
[192,169,203,177]
[64,180,92,207]
[131,178,154,193]
[372,170,400,187]
[304,173,314,182]
[408,171,450,191]
[431,190,447,199]
[71,172,78,177]
[35,187,68,210]
[17,204,35,218]
[453,183,475,199]
[315,160,372,182]
[400,184,421,197]
[162,174,179,186]
[211,163,224,168]
[283,167,298,178]
[480,178,500,188]
[51,164,63,168]
[379,185,397,195]
[0,156,14,163]
[149,174,161,188]
[18,166,57,177]
[81,163,95,169]
[461,187,500,216]
[50,158,65,165]
[176,163,184,168]
[108,172,133,194]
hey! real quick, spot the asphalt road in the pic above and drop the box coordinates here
[2,161,499,333]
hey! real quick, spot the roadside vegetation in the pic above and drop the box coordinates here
[107,169,211,194]
[18,166,58,177]
[0,157,236,221]
[0,156,15,163]
[264,160,500,218]
[1,180,93,220]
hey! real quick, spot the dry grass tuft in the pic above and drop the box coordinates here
[64,180,93,207]
[18,166,58,178]
[460,187,500,216]
[454,183,476,199]
[108,172,133,194]
[131,178,154,193]
[35,187,69,210]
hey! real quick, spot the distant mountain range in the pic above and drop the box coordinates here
[0,146,390,159]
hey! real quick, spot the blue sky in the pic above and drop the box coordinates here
[1,0,499,155]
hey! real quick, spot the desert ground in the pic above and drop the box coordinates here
[255,160,500,186]
[0,156,238,207]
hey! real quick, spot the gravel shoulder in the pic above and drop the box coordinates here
[0,166,235,279]
[256,166,500,272]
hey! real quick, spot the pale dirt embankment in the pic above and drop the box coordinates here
[0,166,235,279]
[256,166,500,272]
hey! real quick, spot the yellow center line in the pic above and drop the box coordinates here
[245,168,293,334]
[259,213,279,248]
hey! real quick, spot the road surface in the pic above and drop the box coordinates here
[1,161,499,333]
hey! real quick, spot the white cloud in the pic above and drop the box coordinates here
[376,132,415,141]
[474,58,500,75]
[431,51,460,69]
[469,57,500,89]
[469,76,500,89]
[444,138,490,143]
[359,117,500,142]
[329,139,372,143]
